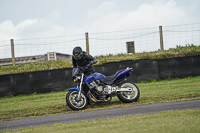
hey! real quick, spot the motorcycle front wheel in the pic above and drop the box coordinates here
[66,90,88,110]
[117,81,140,103]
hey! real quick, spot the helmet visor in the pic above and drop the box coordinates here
[73,54,82,60]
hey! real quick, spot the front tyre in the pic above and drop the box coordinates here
[66,91,88,110]
[117,81,140,103]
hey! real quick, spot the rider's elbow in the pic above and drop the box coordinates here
[92,58,97,64]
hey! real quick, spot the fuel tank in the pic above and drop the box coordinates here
[84,73,106,83]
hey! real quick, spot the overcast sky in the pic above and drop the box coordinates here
[0,0,199,41]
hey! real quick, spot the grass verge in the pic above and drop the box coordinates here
[2,109,200,133]
[0,76,200,121]
[0,44,200,75]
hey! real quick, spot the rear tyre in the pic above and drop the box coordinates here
[117,81,140,103]
[66,90,88,110]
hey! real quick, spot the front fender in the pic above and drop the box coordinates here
[68,88,85,94]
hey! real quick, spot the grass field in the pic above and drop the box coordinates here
[1,44,200,132]
[1,76,200,121]
[2,109,200,133]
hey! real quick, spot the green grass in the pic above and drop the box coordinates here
[1,76,200,121]
[95,44,200,64]
[0,44,200,75]
[2,109,200,133]
[0,60,71,75]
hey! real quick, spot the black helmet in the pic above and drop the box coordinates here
[73,46,83,60]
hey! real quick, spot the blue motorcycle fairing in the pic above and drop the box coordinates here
[116,68,133,79]
[68,88,85,94]
[72,68,76,73]
[72,68,80,77]
[84,73,106,83]
[72,68,78,73]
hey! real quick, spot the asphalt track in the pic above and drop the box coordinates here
[1,100,200,131]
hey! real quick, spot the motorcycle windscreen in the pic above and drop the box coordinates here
[84,73,106,83]
[72,68,80,77]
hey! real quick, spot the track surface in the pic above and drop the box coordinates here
[1,100,200,131]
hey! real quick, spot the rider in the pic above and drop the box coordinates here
[72,46,97,75]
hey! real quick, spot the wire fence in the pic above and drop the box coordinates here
[89,27,160,56]
[0,23,200,59]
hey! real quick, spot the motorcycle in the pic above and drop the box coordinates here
[66,67,140,110]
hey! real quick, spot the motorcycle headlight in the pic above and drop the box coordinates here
[73,76,80,83]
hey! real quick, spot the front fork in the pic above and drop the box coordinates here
[77,73,84,100]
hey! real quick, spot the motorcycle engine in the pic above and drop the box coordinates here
[89,80,104,93]
[89,80,114,95]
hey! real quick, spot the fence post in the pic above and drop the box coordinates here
[10,39,16,66]
[159,26,164,51]
[126,41,135,54]
[85,32,89,54]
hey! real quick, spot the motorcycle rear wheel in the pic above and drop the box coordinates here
[117,81,140,103]
[66,90,88,110]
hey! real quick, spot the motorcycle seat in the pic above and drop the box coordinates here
[100,69,125,85]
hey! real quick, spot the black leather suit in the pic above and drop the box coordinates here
[72,51,97,75]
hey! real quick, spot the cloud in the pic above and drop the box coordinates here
[85,0,197,32]
[0,0,199,41]
[0,19,38,41]
[17,19,67,37]
[16,19,37,30]
[0,18,67,42]
[86,1,116,21]
[0,20,19,40]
